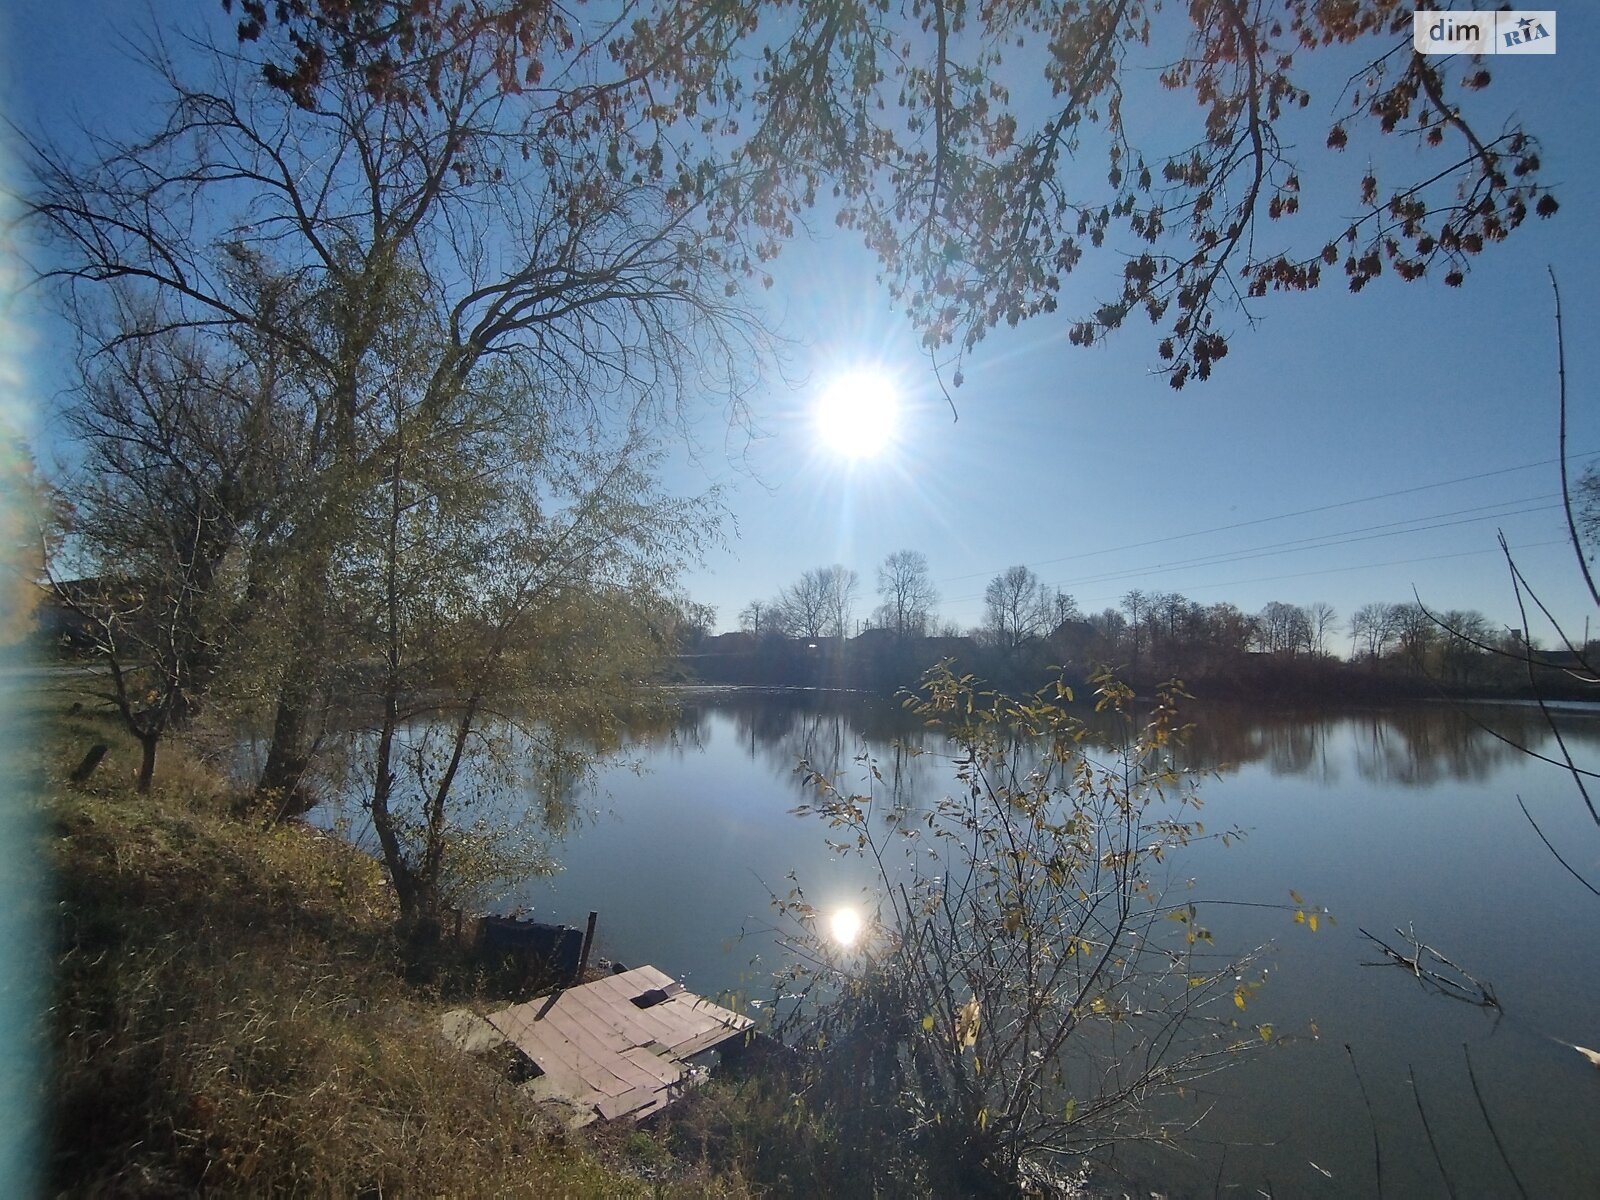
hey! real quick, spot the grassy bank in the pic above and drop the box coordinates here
[38,686,764,1197]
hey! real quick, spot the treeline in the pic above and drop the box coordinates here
[706,557,1581,700]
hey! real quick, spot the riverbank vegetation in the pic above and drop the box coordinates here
[42,684,777,1195]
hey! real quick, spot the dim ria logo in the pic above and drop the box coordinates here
[1414,10,1556,55]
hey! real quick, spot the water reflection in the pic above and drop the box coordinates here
[618,690,1600,798]
[621,690,945,807]
[1171,702,1600,785]
[534,690,1600,1198]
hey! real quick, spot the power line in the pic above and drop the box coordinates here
[935,451,1599,587]
[942,495,1564,605]
[1042,501,1560,592]
[1070,538,1572,608]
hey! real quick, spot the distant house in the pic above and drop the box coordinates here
[1045,619,1097,661]
[1531,647,1599,678]
[696,630,759,654]
[848,626,898,648]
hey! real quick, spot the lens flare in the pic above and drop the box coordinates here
[829,907,863,947]
[813,370,899,458]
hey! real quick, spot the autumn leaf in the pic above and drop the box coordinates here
[955,998,981,1050]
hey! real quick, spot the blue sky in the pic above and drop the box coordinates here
[6,4,1598,647]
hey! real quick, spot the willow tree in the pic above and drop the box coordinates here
[232,0,1554,390]
[28,8,766,806]
[339,272,722,935]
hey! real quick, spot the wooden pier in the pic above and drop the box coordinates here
[446,965,753,1126]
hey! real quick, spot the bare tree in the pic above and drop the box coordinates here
[1120,589,1150,664]
[1351,602,1401,662]
[739,599,775,637]
[780,568,838,640]
[1049,588,1082,629]
[1254,601,1311,657]
[53,311,284,791]
[984,565,1051,652]
[875,550,938,639]
[1392,602,1436,666]
[1308,602,1339,658]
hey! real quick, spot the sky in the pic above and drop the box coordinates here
[5,4,1599,649]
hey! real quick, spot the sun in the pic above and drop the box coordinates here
[813,370,900,459]
[829,906,863,947]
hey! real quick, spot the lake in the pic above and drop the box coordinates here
[336,688,1600,1196]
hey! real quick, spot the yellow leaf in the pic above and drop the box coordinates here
[1308,913,1319,933]
[1233,987,1246,1010]
[978,1108,988,1132]
[922,1014,935,1033]
[1258,1023,1273,1043]
[1187,976,1207,988]
[955,998,981,1049]
[1294,909,1306,924]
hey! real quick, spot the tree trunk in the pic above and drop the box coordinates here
[136,734,158,794]
[258,692,314,815]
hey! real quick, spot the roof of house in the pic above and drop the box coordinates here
[482,965,754,1124]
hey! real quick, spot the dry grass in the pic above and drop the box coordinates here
[39,686,755,1197]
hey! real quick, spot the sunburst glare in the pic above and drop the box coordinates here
[829,906,863,947]
[813,370,899,459]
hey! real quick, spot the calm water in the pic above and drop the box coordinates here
[341,690,1600,1196]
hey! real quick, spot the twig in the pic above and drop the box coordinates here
[1517,795,1600,898]
[1345,1044,1383,1199]
[1552,269,1600,610]
[1502,535,1600,829]
[1408,1065,1458,1199]
[1358,926,1500,1010]
[1463,1042,1530,1200]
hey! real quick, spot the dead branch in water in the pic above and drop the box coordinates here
[1359,925,1501,1011]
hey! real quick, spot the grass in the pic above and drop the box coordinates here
[36,683,761,1197]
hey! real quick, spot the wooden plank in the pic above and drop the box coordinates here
[597,1085,665,1122]
[566,985,682,1047]
[619,1046,682,1090]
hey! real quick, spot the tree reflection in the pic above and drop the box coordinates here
[683,692,1600,790]
[1160,703,1600,785]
